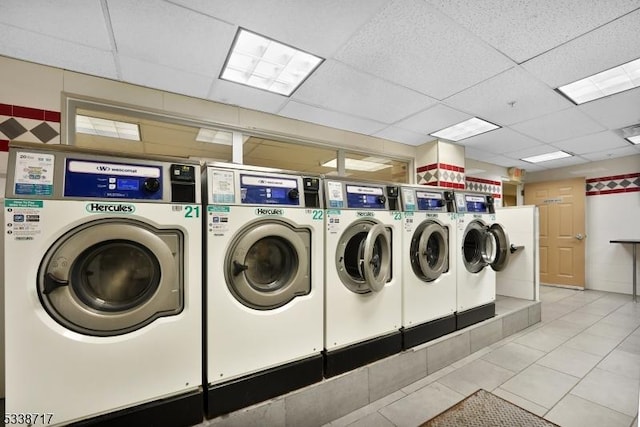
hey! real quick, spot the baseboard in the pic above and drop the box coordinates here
[402,314,457,349]
[323,331,402,378]
[205,354,323,418]
[456,303,496,330]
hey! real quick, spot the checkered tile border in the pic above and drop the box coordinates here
[586,173,640,196]
[466,176,502,199]
[416,163,465,189]
[0,103,61,151]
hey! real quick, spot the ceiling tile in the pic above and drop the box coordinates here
[209,80,288,114]
[0,0,112,49]
[292,60,436,124]
[119,56,214,100]
[502,143,559,159]
[373,126,430,146]
[579,87,640,130]
[0,23,118,79]
[279,100,387,135]
[168,0,391,57]
[425,0,639,63]
[458,128,545,154]
[511,108,606,143]
[550,131,629,155]
[580,146,640,161]
[535,155,590,170]
[335,0,514,100]
[522,9,640,87]
[108,0,235,76]
[444,67,573,125]
[395,104,471,134]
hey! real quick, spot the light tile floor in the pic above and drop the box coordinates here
[324,286,640,427]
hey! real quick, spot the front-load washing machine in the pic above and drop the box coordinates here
[400,186,457,349]
[454,191,511,329]
[203,164,324,418]
[324,179,402,377]
[4,142,202,426]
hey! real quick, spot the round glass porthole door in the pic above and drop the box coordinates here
[410,221,449,281]
[461,220,494,274]
[38,219,183,336]
[225,219,310,310]
[489,223,510,271]
[336,220,391,294]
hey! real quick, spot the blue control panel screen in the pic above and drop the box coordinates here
[64,159,162,200]
[240,174,299,206]
[346,185,385,209]
[465,195,487,213]
[417,197,443,211]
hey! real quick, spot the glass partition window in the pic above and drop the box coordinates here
[243,136,337,175]
[339,152,408,183]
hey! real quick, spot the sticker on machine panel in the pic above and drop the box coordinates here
[211,170,235,204]
[402,188,416,211]
[327,181,344,208]
[5,199,43,241]
[208,205,230,235]
[14,151,54,196]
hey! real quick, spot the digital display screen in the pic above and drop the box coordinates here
[117,178,139,191]
[466,201,487,212]
[271,188,286,199]
[417,198,443,211]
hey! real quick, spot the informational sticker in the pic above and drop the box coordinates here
[404,211,415,232]
[417,191,443,200]
[402,188,416,211]
[325,211,342,234]
[211,170,235,204]
[14,151,55,196]
[5,199,44,241]
[327,181,344,208]
[207,205,230,235]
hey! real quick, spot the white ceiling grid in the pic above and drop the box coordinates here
[0,0,638,170]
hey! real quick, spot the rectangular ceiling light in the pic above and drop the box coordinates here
[76,115,140,141]
[429,117,500,141]
[196,128,232,145]
[557,57,640,104]
[322,157,392,172]
[220,28,323,96]
[626,135,640,145]
[521,150,572,163]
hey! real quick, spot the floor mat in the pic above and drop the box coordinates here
[420,389,558,426]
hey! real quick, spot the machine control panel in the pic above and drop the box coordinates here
[345,184,386,209]
[401,188,455,212]
[454,192,494,214]
[239,174,301,206]
[64,159,163,200]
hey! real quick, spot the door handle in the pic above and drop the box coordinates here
[575,233,586,240]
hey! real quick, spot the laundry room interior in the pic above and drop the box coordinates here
[0,2,639,427]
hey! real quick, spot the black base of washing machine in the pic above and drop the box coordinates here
[205,354,323,419]
[456,302,496,330]
[323,331,402,378]
[401,314,457,350]
[69,389,203,427]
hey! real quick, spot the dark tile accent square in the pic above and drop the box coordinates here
[31,122,59,143]
[0,118,28,139]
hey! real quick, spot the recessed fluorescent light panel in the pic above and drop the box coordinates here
[557,57,640,104]
[220,28,323,96]
[76,115,140,141]
[430,117,500,141]
[322,157,392,172]
[521,151,572,163]
[626,135,640,145]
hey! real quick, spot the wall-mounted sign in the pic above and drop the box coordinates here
[543,198,563,204]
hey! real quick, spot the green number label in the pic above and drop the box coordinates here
[312,209,324,220]
[393,212,402,220]
[185,205,200,218]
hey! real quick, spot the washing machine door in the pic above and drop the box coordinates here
[461,220,496,274]
[488,223,510,271]
[410,220,449,282]
[38,219,183,336]
[225,219,310,310]
[336,219,391,294]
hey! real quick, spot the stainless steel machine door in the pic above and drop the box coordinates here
[410,220,449,282]
[38,219,183,336]
[462,219,493,274]
[225,219,311,310]
[336,219,391,294]
[489,223,511,271]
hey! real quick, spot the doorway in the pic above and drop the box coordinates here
[524,178,586,288]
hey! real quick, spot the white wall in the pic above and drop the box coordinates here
[526,155,640,294]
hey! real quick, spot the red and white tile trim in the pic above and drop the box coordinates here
[465,176,502,199]
[586,173,640,196]
[416,163,465,189]
[0,103,61,151]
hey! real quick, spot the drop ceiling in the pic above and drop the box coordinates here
[1,0,639,171]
